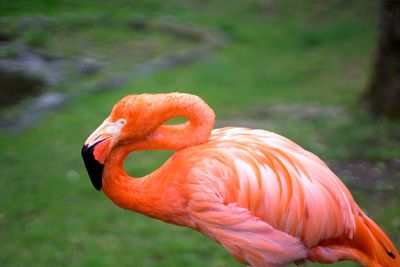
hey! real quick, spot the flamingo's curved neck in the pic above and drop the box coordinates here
[102,146,160,217]
[101,93,215,223]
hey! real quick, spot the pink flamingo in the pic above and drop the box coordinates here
[82,93,399,266]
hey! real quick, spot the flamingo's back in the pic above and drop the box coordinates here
[184,127,399,266]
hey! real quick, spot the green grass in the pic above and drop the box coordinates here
[1,0,399,266]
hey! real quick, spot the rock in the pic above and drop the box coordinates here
[0,92,68,133]
[33,92,67,110]
[19,15,57,30]
[129,17,148,30]
[91,76,127,92]
[77,58,105,75]
[0,44,66,86]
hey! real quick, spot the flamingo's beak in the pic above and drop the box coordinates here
[81,118,113,191]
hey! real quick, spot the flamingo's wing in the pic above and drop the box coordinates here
[189,192,307,267]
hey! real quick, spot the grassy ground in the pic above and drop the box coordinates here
[1,1,399,266]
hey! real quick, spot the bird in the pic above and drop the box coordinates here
[81,92,399,267]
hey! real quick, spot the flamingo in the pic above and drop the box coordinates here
[81,93,399,267]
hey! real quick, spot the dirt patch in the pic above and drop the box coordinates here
[329,159,400,192]
[251,103,343,121]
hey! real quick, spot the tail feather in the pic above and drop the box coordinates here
[351,212,399,267]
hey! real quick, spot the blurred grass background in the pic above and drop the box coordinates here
[0,0,399,266]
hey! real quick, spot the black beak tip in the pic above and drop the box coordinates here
[81,143,104,191]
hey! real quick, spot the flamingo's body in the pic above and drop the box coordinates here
[82,93,399,267]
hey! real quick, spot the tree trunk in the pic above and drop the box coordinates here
[363,0,400,118]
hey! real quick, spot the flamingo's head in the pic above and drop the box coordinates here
[81,116,126,190]
[81,94,164,190]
